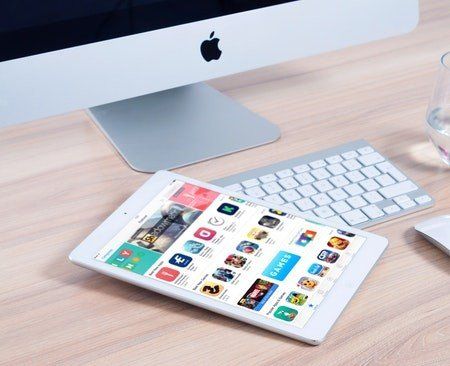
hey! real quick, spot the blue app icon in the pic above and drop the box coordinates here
[262,251,300,281]
[183,240,205,254]
[307,263,324,275]
[169,253,192,268]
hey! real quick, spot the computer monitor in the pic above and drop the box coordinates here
[0,1,418,172]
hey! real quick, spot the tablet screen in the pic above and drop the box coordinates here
[95,180,366,327]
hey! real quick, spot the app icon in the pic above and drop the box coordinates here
[317,249,340,263]
[236,241,259,254]
[258,215,281,229]
[295,230,317,247]
[262,251,301,281]
[327,236,350,250]
[238,279,278,311]
[269,209,287,216]
[337,229,355,237]
[200,281,224,297]
[106,243,161,275]
[286,291,308,306]
[208,216,225,226]
[183,240,205,254]
[194,227,216,241]
[224,254,247,268]
[247,227,269,241]
[307,263,330,277]
[217,203,239,216]
[168,253,192,268]
[119,248,133,257]
[274,306,298,322]
[298,276,319,291]
[156,267,180,282]
[212,267,236,282]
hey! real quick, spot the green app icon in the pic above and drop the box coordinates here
[274,306,298,322]
[106,243,161,275]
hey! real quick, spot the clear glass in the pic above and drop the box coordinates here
[426,52,450,166]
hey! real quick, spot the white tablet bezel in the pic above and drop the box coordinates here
[69,170,388,345]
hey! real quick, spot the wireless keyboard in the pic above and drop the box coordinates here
[212,140,434,228]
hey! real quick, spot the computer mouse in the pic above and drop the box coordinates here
[415,215,450,255]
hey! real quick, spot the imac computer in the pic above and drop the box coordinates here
[0,1,418,172]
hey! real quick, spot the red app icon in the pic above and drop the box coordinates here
[120,249,133,258]
[194,227,216,241]
[156,267,180,282]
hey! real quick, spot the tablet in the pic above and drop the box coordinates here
[69,171,388,345]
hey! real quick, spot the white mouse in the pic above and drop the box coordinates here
[415,215,450,256]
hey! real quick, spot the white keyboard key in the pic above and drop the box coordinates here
[314,205,334,218]
[301,210,316,219]
[415,195,432,205]
[225,183,243,192]
[263,194,285,205]
[343,183,364,196]
[363,191,383,204]
[393,194,411,204]
[280,189,301,202]
[329,175,350,188]
[326,155,343,164]
[358,152,385,166]
[245,186,266,198]
[259,174,277,183]
[362,204,384,219]
[360,178,381,192]
[328,188,349,201]
[342,150,358,160]
[311,168,331,180]
[375,174,396,187]
[342,159,362,171]
[345,171,365,183]
[276,169,294,178]
[295,172,315,185]
[309,159,326,169]
[242,178,260,188]
[347,195,367,209]
[262,181,283,195]
[361,165,380,178]
[328,215,348,227]
[293,164,310,173]
[341,209,369,225]
[297,184,318,197]
[313,180,334,192]
[330,200,351,214]
[311,193,332,206]
[283,202,299,212]
[278,177,299,190]
[398,199,417,210]
[383,204,401,214]
[326,163,346,176]
[376,161,407,182]
[378,181,418,199]
[357,146,374,155]
[295,198,316,211]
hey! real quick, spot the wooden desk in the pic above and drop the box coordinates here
[1,1,449,364]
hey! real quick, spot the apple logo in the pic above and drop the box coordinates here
[200,32,222,62]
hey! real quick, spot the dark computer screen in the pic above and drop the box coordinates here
[0,0,296,62]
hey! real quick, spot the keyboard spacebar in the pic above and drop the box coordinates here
[378,181,418,199]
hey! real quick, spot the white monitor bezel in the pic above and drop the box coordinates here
[0,0,418,126]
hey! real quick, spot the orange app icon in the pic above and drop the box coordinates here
[200,281,224,297]
[247,227,269,241]
[327,236,350,250]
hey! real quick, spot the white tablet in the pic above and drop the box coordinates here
[69,171,388,345]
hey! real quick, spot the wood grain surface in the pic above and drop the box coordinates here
[1,1,449,365]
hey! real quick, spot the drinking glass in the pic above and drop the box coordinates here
[426,51,450,166]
